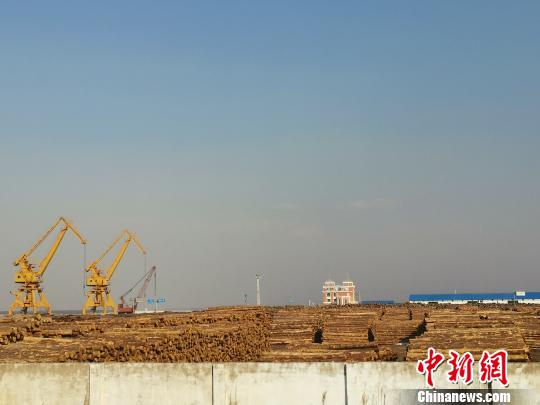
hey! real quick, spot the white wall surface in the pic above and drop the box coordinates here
[0,362,538,405]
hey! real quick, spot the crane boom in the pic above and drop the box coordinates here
[37,226,69,277]
[14,217,86,269]
[86,230,146,281]
[13,218,62,266]
[135,265,156,302]
[118,266,156,313]
[106,238,131,280]
[37,218,86,277]
[83,229,146,315]
[106,230,146,280]
[128,231,146,256]
[87,231,125,270]
[119,266,154,302]
[9,217,87,315]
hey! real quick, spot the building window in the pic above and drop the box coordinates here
[322,280,357,305]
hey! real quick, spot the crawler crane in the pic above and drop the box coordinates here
[83,230,146,315]
[9,217,87,315]
[118,266,157,313]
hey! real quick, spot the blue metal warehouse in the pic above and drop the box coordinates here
[409,291,540,305]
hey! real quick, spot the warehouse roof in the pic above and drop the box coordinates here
[409,292,540,301]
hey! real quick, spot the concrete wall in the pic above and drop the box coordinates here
[0,362,538,405]
[347,363,540,405]
[213,363,345,405]
[89,363,212,405]
[0,363,89,405]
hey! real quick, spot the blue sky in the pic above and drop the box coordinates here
[0,1,539,309]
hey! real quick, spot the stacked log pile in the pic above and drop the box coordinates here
[406,307,530,362]
[0,326,24,345]
[0,305,538,362]
[61,308,272,362]
[267,307,320,348]
[0,314,45,345]
[261,307,327,361]
[321,307,378,345]
[61,325,269,362]
[0,308,272,363]
[262,306,383,361]
[0,338,85,362]
[320,307,383,360]
[511,309,540,361]
[361,306,427,361]
[370,306,427,346]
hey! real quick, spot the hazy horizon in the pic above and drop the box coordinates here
[1,1,539,311]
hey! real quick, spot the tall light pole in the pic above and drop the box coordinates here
[256,274,261,306]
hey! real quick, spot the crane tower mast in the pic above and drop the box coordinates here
[9,217,86,315]
[83,229,146,315]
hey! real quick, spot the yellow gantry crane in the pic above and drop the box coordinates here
[9,217,87,315]
[83,229,146,315]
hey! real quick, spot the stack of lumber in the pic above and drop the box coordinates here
[0,314,42,333]
[267,307,321,348]
[60,325,269,362]
[511,309,540,361]
[321,307,378,345]
[370,306,426,345]
[261,307,326,361]
[0,304,538,363]
[262,306,385,361]
[407,308,529,362]
[361,306,427,361]
[59,308,272,362]
[0,337,84,362]
[0,314,44,345]
[0,308,272,363]
[261,345,380,362]
[0,326,24,345]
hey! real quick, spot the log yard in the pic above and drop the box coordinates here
[1,216,539,364]
[3,2,540,402]
[1,304,539,363]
